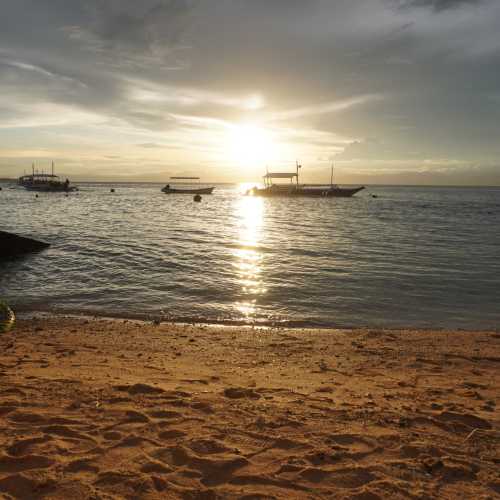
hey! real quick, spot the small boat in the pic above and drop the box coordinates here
[18,162,78,192]
[247,163,364,198]
[161,177,215,194]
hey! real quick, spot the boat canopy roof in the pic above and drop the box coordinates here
[263,172,298,179]
[170,176,200,180]
[19,173,60,179]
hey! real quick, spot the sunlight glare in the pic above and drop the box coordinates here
[227,124,280,171]
[232,196,266,319]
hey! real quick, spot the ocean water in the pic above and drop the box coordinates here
[1,182,499,329]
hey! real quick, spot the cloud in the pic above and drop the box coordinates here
[0,0,499,183]
[264,95,384,123]
[394,0,484,11]
[138,143,165,148]
[74,0,195,54]
[346,163,500,186]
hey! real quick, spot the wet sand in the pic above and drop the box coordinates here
[0,317,499,499]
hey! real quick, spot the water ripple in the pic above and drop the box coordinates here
[1,183,499,329]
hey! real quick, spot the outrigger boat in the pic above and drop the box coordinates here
[161,177,215,194]
[18,162,78,192]
[247,163,364,198]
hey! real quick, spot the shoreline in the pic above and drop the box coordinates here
[12,309,500,333]
[0,316,499,498]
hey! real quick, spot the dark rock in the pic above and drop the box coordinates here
[0,230,50,258]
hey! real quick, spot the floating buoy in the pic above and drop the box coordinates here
[110,188,115,193]
[371,194,378,199]
[194,194,202,202]
[0,186,3,191]
[0,302,15,333]
[35,194,39,198]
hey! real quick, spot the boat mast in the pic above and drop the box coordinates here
[51,161,54,176]
[331,163,334,187]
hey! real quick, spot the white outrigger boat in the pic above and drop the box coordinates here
[18,162,78,192]
[161,177,215,194]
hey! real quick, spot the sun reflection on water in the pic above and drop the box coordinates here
[232,192,266,319]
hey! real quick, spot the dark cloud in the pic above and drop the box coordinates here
[394,0,484,11]
[82,0,195,53]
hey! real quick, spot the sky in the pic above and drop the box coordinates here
[1,0,499,185]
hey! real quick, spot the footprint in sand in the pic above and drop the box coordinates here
[0,454,54,473]
[327,434,378,458]
[94,470,137,487]
[0,405,18,417]
[399,443,443,459]
[223,387,261,399]
[8,411,47,425]
[140,461,173,474]
[123,410,150,423]
[305,450,341,466]
[158,429,187,440]
[1,386,27,399]
[64,458,99,474]
[300,466,376,489]
[191,401,215,414]
[434,411,492,430]
[152,445,249,486]
[148,410,183,420]
[0,473,55,498]
[112,435,160,448]
[6,435,53,456]
[187,438,233,455]
[114,383,165,395]
[102,431,123,441]
[42,425,96,442]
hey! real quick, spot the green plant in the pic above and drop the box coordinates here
[0,301,15,333]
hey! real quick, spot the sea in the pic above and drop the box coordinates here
[1,182,499,330]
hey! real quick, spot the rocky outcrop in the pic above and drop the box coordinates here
[0,230,50,258]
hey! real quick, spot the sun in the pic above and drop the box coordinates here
[226,123,280,170]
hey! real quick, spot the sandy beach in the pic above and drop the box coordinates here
[0,317,498,499]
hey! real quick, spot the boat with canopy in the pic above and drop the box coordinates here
[18,162,78,192]
[161,177,215,194]
[246,163,364,198]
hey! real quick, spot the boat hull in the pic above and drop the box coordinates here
[161,187,215,194]
[247,186,364,198]
[22,185,78,192]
